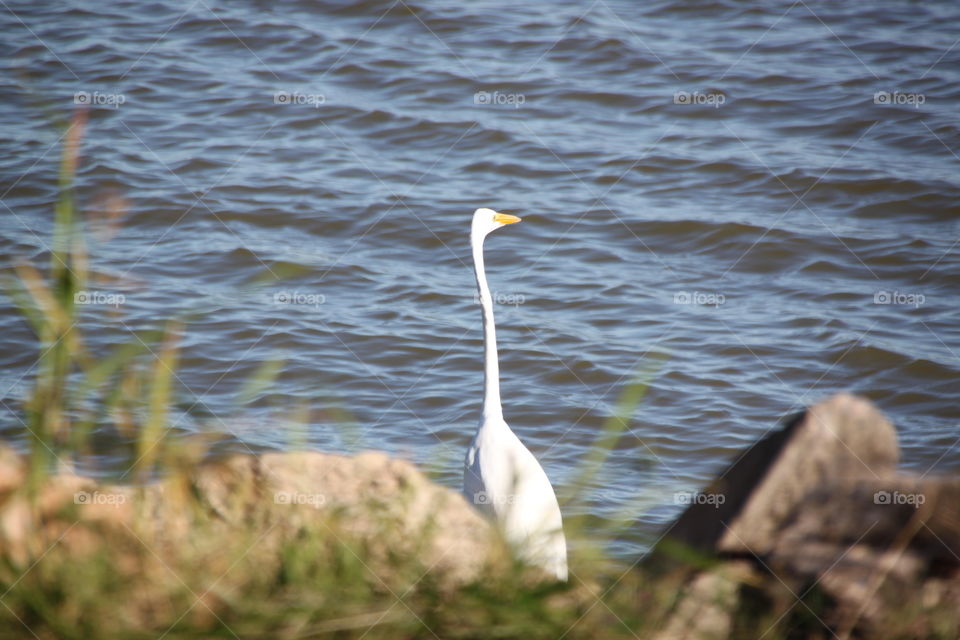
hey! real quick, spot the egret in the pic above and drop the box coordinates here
[462,207,568,581]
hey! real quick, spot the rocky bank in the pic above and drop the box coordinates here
[0,393,957,638]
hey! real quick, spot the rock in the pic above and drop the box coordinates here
[188,450,497,583]
[0,447,497,590]
[0,470,99,566]
[653,560,752,640]
[770,475,960,634]
[647,393,960,639]
[0,446,23,494]
[659,393,899,557]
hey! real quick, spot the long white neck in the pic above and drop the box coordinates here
[472,229,503,422]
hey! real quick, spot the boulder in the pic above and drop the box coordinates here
[0,447,497,588]
[659,393,899,556]
[649,393,960,639]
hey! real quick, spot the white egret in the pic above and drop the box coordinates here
[462,207,568,581]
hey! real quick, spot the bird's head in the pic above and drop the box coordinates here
[472,207,521,240]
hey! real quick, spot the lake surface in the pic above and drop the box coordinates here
[1,0,958,559]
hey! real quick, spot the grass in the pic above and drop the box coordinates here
[3,109,177,487]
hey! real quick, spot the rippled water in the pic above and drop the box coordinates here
[2,0,958,558]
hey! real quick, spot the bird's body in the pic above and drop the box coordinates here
[462,208,568,581]
[464,415,568,580]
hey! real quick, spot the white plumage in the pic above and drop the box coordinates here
[462,207,568,581]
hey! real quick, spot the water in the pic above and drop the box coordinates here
[1,0,958,559]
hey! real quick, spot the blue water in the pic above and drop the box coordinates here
[1,0,958,558]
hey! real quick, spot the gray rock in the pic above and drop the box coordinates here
[648,393,959,639]
[660,393,899,557]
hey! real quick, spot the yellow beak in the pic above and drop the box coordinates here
[494,213,521,225]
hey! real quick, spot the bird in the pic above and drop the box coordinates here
[462,207,568,581]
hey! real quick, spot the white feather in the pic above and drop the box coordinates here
[462,208,568,581]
